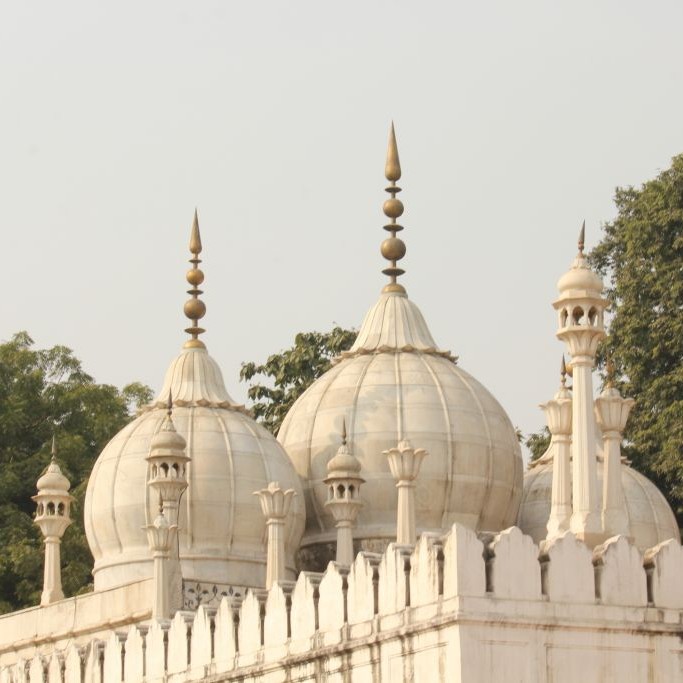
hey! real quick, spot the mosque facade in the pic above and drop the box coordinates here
[0,127,681,682]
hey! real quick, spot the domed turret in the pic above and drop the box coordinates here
[33,437,73,605]
[84,212,305,591]
[278,126,523,567]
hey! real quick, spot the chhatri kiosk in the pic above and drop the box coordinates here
[0,127,681,682]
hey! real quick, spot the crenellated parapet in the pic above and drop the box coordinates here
[2,525,682,682]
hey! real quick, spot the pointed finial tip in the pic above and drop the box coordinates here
[189,209,202,255]
[578,220,586,254]
[341,417,347,445]
[560,355,567,385]
[166,389,173,417]
[51,434,57,461]
[385,122,401,183]
[184,209,207,345]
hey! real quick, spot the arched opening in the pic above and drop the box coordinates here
[57,503,65,516]
[47,502,55,515]
[337,484,345,499]
[560,309,569,327]
[588,307,597,325]
[572,306,584,325]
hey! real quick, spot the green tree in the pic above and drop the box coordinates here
[0,332,152,613]
[240,326,356,435]
[525,427,551,463]
[591,154,683,527]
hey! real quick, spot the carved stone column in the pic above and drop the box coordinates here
[595,383,634,538]
[384,440,428,545]
[254,482,296,589]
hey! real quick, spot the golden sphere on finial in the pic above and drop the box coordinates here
[381,237,406,262]
[186,268,205,286]
[383,198,404,220]
[184,299,206,320]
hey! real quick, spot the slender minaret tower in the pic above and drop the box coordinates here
[33,437,73,606]
[542,356,573,539]
[254,482,297,589]
[553,223,607,546]
[324,420,365,566]
[145,396,189,619]
[595,359,634,538]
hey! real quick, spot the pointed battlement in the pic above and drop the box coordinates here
[1,525,682,682]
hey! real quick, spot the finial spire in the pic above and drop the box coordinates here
[578,220,586,255]
[51,434,57,462]
[341,417,347,446]
[183,209,207,349]
[560,355,567,386]
[166,389,173,417]
[381,122,407,295]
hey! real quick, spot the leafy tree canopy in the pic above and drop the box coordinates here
[240,326,356,435]
[0,332,152,613]
[591,154,683,526]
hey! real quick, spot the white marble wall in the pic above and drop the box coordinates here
[1,525,682,683]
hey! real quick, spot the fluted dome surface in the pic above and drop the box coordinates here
[85,347,305,591]
[518,456,679,551]
[279,292,523,551]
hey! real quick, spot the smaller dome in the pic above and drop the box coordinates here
[149,414,187,453]
[519,454,680,551]
[326,443,362,479]
[37,461,70,493]
[557,254,603,296]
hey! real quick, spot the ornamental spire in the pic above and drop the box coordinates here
[381,123,407,295]
[183,209,206,349]
[577,220,586,256]
[560,355,567,387]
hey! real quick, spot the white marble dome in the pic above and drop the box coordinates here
[84,346,305,591]
[278,290,523,554]
[518,454,679,551]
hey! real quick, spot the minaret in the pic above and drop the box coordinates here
[594,359,634,538]
[184,209,207,349]
[542,357,573,539]
[254,482,297,589]
[145,396,189,619]
[553,223,607,546]
[323,420,365,566]
[381,122,408,295]
[33,437,73,606]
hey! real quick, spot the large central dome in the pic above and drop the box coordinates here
[278,126,522,564]
[278,291,523,559]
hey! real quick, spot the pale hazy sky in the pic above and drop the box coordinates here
[2,1,682,453]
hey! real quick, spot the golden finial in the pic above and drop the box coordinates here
[183,209,207,349]
[166,389,173,417]
[578,220,586,255]
[560,355,567,387]
[341,417,347,446]
[381,122,407,295]
[51,434,57,462]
